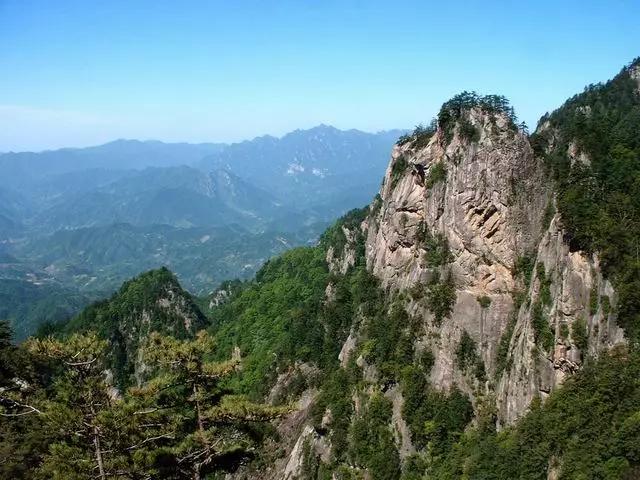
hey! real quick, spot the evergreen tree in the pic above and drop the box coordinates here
[139,331,282,479]
[24,333,115,479]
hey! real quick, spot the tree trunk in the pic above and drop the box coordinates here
[90,402,106,480]
[193,383,205,434]
[192,383,206,480]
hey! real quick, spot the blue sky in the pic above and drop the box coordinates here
[1,0,639,151]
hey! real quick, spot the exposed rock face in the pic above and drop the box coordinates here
[630,64,640,92]
[282,425,331,480]
[497,214,625,425]
[367,109,546,294]
[385,385,415,459]
[363,108,625,424]
[326,226,357,275]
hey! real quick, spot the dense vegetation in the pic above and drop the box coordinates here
[349,394,401,480]
[208,207,370,398]
[400,365,473,453]
[208,246,330,397]
[431,346,640,480]
[438,91,519,142]
[531,58,640,342]
[0,320,280,479]
[45,267,208,387]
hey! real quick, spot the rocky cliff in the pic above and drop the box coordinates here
[360,98,629,427]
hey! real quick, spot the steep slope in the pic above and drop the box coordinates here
[363,92,628,426]
[365,97,551,422]
[60,267,208,386]
[531,58,640,342]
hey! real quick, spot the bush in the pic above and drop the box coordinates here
[514,254,536,288]
[390,155,409,189]
[456,330,486,381]
[459,117,480,142]
[531,300,554,351]
[425,162,447,189]
[312,369,354,462]
[477,295,492,308]
[536,263,552,306]
[366,302,414,382]
[559,322,569,340]
[417,224,452,267]
[496,314,517,375]
[426,273,456,326]
[349,393,401,480]
[590,284,599,315]
[400,365,473,452]
[571,317,589,352]
[397,120,437,150]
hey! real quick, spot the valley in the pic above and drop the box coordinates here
[0,126,402,338]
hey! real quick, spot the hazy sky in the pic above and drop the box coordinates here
[1,0,639,152]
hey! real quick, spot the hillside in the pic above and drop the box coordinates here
[30,166,285,232]
[0,278,92,340]
[60,267,208,386]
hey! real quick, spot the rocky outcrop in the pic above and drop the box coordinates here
[282,425,331,480]
[362,106,625,423]
[326,225,357,275]
[630,63,640,92]
[364,109,544,401]
[496,214,625,424]
[367,110,546,293]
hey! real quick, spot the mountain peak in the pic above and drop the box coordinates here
[61,267,208,385]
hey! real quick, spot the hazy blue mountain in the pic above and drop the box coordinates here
[29,166,285,232]
[0,187,32,239]
[0,139,225,189]
[199,125,404,211]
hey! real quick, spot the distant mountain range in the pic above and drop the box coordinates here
[200,125,404,210]
[0,126,404,337]
[0,139,225,188]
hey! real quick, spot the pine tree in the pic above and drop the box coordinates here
[24,333,116,480]
[139,330,283,479]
